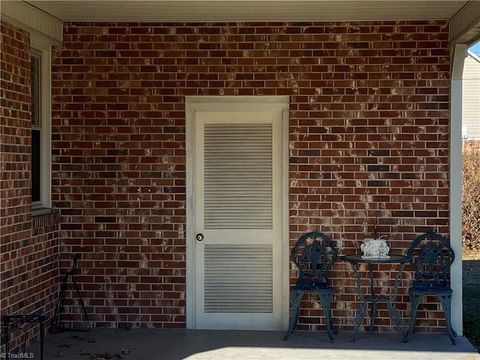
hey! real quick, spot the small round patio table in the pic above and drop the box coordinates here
[340,254,410,342]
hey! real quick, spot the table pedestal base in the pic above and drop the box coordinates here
[348,260,407,342]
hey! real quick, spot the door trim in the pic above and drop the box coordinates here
[185,96,290,329]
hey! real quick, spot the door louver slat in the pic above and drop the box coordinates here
[204,123,273,230]
[204,245,273,313]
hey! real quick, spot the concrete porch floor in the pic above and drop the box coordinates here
[27,328,480,360]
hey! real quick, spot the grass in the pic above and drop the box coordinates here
[463,250,480,352]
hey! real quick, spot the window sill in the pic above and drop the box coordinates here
[32,207,58,217]
[32,208,59,229]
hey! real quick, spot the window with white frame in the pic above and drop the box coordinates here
[30,37,51,211]
[31,52,42,204]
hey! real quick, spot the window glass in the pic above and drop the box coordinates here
[31,54,41,204]
[31,55,41,127]
[32,129,41,202]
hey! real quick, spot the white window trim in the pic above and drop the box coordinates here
[31,32,52,211]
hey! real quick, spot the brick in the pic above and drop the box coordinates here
[44,20,453,335]
[0,20,60,353]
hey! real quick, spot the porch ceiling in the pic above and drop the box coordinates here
[27,0,468,22]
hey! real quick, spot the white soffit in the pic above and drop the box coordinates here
[0,0,62,43]
[449,1,480,45]
[26,0,468,22]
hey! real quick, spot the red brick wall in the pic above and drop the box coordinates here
[52,21,451,332]
[0,20,59,352]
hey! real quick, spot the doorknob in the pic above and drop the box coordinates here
[196,233,204,242]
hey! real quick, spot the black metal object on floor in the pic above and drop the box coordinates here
[51,254,91,332]
[1,313,46,360]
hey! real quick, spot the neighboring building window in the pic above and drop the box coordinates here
[31,53,42,204]
[30,41,51,210]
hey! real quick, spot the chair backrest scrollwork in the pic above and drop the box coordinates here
[291,231,337,284]
[407,232,455,288]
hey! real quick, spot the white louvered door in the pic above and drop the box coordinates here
[194,110,283,330]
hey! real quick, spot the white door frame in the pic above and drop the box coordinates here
[185,96,290,330]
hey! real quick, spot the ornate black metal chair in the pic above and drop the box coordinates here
[404,232,457,344]
[284,231,338,341]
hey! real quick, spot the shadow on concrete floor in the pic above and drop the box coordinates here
[24,328,480,360]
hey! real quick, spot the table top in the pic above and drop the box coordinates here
[340,254,410,264]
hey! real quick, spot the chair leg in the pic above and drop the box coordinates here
[284,290,304,341]
[317,291,335,342]
[404,292,422,343]
[438,294,456,345]
[329,302,338,335]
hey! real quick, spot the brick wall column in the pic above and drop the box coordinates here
[0,20,60,354]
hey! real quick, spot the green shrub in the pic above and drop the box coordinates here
[463,148,480,250]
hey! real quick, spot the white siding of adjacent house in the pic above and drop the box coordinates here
[462,53,480,140]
